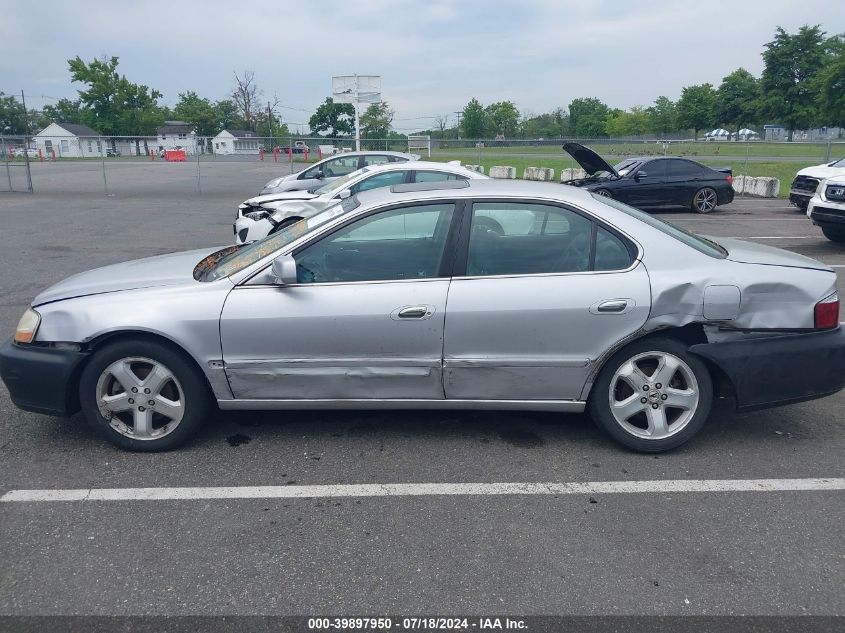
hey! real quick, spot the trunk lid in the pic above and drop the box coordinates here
[714,237,833,272]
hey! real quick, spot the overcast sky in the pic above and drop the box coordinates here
[2,0,843,131]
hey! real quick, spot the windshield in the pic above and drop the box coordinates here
[591,193,727,258]
[205,198,360,281]
[313,167,369,195]
[613,159,641,177]
[829,158,845,168]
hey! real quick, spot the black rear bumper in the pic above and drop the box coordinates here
[0,338,88,417]
[690,328,845,412]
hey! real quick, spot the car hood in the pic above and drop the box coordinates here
[32,247,222,306]
[244,190,320,207]
[796,164,845,179]
[715,237,832,272]
[562,142,618,177]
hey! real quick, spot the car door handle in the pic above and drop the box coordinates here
[397,306,430,319]
[596,300,628,313]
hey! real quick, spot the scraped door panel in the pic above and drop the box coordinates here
[220,281,449,400]
[443,265,651,401]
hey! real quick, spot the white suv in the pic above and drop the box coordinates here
[789,158,845,212]
[807,175,845,242]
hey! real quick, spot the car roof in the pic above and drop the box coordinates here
[317,150,415,159]
[353,160,485,178]
[352,177,594,207]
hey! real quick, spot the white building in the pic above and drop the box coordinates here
[153,121,198,155]
[212,129,263,155]
[34,122,104,158]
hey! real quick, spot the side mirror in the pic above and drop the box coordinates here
[635,171,648,180]
[315,170,325,179]
[270,254,298,286]
[338,188,352,199]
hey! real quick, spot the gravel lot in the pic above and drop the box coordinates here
[0,161,843,619]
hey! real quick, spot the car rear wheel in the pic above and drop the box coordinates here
[79,340,211,451]
[821,226,845,243]
[588,337,713,452]
[691,187,717,213]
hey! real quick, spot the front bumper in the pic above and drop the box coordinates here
[690,328,845,412]
[789,191,812,208]
[0,338,89,417]
[809,199,845,228]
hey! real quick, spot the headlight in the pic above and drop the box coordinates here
[14,308,41,344]
[245,210,270,221]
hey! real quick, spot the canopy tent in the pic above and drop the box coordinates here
[705,128,731,138]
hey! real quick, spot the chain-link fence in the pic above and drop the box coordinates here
[2,132,843,198]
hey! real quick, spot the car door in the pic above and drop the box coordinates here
[625,159,668,208]
[663,159,702,206]
[349,170,410,195]
[442,200,650,401]
[220,201,460,400]
[295,155,362,190]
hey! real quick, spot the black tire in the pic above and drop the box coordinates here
[691,187,718,213]
[587,336,714,453]
[821,226,845,243]
[79,339,211,451]
[593,188,613,199]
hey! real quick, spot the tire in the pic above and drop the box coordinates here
[588,336,714,453]
[821,226,845,243]
[594,188,613,199]
[691,187,718,213]
[79,339,211,451]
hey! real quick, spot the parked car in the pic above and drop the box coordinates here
[260,151,419,194]
[562,142,735,213]
[235,161,486,244]
[806,174,845,242]
[2,179,843,453]
[106,148,122,157]
[13,148,38,159]
[789,158,845,212]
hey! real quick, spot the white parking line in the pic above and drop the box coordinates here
[2,478,843,503]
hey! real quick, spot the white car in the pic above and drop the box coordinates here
[260,151,419,194]
[789,158,845,212]
[234,161,487,244]
[807,175,845,243]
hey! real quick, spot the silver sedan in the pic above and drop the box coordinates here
[2,180,844,452]
[260,151,419,194]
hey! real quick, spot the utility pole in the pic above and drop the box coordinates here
[454,111,463,140]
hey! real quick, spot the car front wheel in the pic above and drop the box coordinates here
[79,339,211,451]
[691,187,717,213]
[821,226,845,243]
[588,337,713,452]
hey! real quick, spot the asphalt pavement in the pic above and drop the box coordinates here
[0,162,843,620]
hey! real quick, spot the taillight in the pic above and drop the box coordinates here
[814,293,840,329]
[726,174,733,185]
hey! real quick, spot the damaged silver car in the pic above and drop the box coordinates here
[2,180,844,452]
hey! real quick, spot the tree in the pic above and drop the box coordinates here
[214,99,243,130]
[433,114,449,138]
[815,35,845,129]
[760,25,829,140]
[68,55,165,153]
[41,98,88,127]
[568,98,610,137]
[359,101,394,138]
[308,97,355,136]
[604,106,651,137]
[0,92,29,134]
[462,98,486,138]
[484,101,520,137]
[676,83,717,140]
[716,68,760,140]
[174,91,219,136]
[647,96,677,136]
[231,71,263,131]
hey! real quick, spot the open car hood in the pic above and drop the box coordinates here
[562,142,618,177]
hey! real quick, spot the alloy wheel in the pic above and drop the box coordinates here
[95,356,185,440]
[693,188,717,213]
[608,351,700,440]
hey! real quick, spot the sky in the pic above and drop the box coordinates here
[2,0,844,132]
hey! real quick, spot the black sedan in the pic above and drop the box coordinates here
[562,143,735,213]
